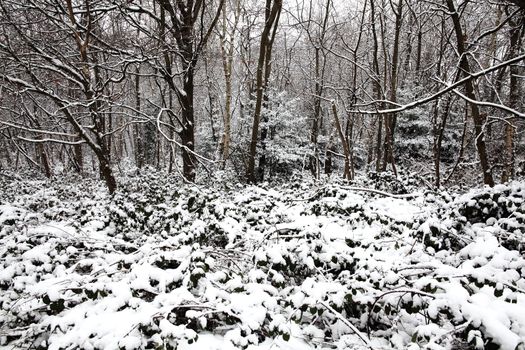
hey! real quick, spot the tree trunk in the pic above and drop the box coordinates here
[370,0,383,172]
[246,0,282,183]
[219,0,240,168]
[446,0,494,186]
[156,0,225,182]
[433,95,452,188]
[502,13,524,182]
[180,66,196,182]
[73,139,83,174]
[134,65,144,169]
[310,47,322,178]
[96,148,117,194]
[432,16,447,189]
[332,103,351,180]
[37,142,52,178]
[382,0,402,176]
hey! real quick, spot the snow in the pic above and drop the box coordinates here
[0,205,25,225]
[462,293,524,350]
[1,178,525,349]
[368,196,422,222]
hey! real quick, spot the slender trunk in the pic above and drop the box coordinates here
[222,63,232,166]
[331,103,351,180]
[366,118,375,168]
[415,25,422,80]
[181,66,196,182]
[446,0,494,186]
[219,0,239,167]
[168,89,174,174]
[402,12,413,87]
[370,0,383,172]
[445,107,469,184]
[37,143,52,178]
[257,23,279,182]
[346,0,366,179]
[345,115,355,180]
[96,149,117,194]
[134,65,143,168]
[324,139,334,175]
[309,0,331,179]
[375,116,383,172]
[74,137,83,174]
[432,16,447,189]
[107,108,113,163]
[0,138,12,169]
[88,68,116,192]
[502,13,524,182]
[156,0,225,181]
[246,0,282,183]
[433,96,452,188]
[382,0,402,176]
[310,47,322,178]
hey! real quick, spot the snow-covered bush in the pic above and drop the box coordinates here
[1,175,524,350]
[416,183,525,253]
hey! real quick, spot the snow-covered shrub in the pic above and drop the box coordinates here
[1,175,524,350]
[359,170,421,195]
[416,182,525,253]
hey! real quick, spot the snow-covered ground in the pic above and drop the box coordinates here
[1,175,524,350]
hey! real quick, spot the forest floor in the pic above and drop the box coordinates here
[0,172,524,350]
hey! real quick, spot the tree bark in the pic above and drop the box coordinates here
[219,0,240,168]
[332,103,351,180]
[502,12,524,182]
[446,0,494,186]
[246,0,282,183]
[134,64,144,169]
[370,0,383,172]
[156,0,224,182]
[381,0,402,176]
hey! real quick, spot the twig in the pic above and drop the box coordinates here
[318,300,373,349]
[340,186,420,199]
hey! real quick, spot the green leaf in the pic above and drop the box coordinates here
[411,332,418,343]
[50,299,65,314]
[85,289,98,300]
[188,197,196,209]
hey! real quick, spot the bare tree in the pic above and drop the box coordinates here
[502,11,524,182]
[0,0,134,193]
[445,0,494,186]
[218,0,241,167]
[246,0,282,183]
[126,0,225,181]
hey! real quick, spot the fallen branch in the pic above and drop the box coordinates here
[292,185,420,202]
[367,288,436,338]
[319,300,373,349]
[340,186,420,199]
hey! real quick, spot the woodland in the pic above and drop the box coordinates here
[1,0,525,349]
[0,0,523,187]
